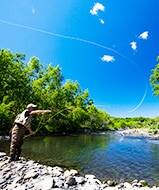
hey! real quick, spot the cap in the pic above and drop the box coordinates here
[26,103,37,109]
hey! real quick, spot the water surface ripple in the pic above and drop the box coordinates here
[1,133,159,185]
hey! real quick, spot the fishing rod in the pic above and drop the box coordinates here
[24,106,73,139]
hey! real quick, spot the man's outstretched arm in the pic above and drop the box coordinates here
[30,110,51,116]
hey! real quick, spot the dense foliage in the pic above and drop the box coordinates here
[0,49,111,134]
[112,117,159,134]
[150,56,159,96]
[0,49,159,135]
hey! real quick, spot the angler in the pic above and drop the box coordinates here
[9,103,51,162]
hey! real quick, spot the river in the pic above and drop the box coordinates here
[1,132,159,185]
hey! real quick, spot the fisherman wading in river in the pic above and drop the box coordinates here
[9,103,51,162]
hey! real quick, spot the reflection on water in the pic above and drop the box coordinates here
[1,133,159,185]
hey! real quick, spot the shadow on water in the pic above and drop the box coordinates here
[24,134,113,170]
[1,133,159,185]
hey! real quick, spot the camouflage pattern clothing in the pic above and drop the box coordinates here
[10,110,31,161]
[10,124,26,161]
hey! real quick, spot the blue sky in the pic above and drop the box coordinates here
[0,0,159,117]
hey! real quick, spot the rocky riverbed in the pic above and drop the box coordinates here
[1,152,159,190]
[116,129,159,139]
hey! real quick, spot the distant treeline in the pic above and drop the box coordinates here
[0,49,159,135]
[111,117,159,134]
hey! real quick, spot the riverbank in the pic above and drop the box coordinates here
[116,128,159,139]
[1,128,159,140]
[0,152,159,190]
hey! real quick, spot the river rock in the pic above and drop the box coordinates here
[0,152,6,157]
[14,163,25,172]
[64,169,78,178]
[26,160,35,166]
[116,182,124,188]
[69,169,78,176]
[132,182,139,187]
[1,152,159,190]
[34,175,54,190]
[65,176,77,186]
[11,176,22,184]
[14,184,27,190]
[2,166,11,173]
[101,183,109,189]
[107,180,116,186]
[139,180,148,187]
[64,170,71,178]
[132,179,139,183]
[80,181,101,190]
[53,176,64,188]
[52,166,63,177]
[123,182,132,189]
[75,176,86,184]
[85,174,96,179]
[0,160,8,168]
[0,178,6,185]
[24,169,39,179]
[47,166,53,174]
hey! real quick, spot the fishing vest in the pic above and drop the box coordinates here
[14,110,31,128]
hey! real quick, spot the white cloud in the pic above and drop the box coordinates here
[138,31,149,40]
[90,2,105,15]
[32,7,36,15]
[101,55,115,63]
[99,19,104,24]
[130,41,137,50]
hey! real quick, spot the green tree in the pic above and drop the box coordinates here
[150,56,159,96]
[0,49,112,134]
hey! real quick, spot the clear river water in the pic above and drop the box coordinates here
[1,132,159,185]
